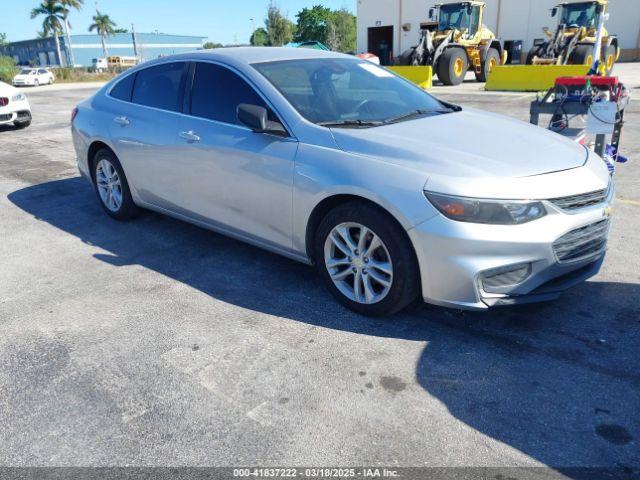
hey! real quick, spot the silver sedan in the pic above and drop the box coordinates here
[71,48,613,316]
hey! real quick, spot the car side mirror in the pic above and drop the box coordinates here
[237,103,287,136]
[551,7,558,17]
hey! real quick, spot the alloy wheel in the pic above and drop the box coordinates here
[323,222,393,304]
[96,159,123,212]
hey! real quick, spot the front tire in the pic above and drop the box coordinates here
[91,148,139,220]
[476,48,500,82]
[570,44,594,67]
[602,44,616,75]
[398,47,416,66]
[314,202,420,316]
[526,47,539,65]
[437,48,468,86]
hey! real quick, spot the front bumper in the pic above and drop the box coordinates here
[0,100,31,125]
[408,186,614,310]
[13,79,35,87]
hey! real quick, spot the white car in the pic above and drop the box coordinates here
[0,81,32,128]
[13,68,55,87]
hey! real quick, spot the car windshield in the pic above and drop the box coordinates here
[561,3,596,28]
[438,4,470,31]
[20,69,33,75]
[253,58,452,126]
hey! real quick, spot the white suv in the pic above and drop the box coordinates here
[13,68,55,87]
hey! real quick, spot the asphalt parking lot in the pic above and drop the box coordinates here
[0,67,639,472]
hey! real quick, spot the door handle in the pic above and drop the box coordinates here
[114,116,130,126]
[179,130,201,142]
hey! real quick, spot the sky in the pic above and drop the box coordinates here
[4,0,356,44]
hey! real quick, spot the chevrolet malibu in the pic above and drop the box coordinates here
[71,48,613,316]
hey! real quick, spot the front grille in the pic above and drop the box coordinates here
[553,219,610,263]
[549,187,609,211]
[0,97,8,107]
[16,111,31,120]
[0,113,12,122]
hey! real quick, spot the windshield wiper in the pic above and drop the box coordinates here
[383,108,451,125]
[317,119,384,128]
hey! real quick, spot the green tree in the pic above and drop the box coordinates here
[203,41,223,49]
[294,5,332,43]
[250,27,268,46]
[59,0,84,67]
[327,9,356,52]
[265,2,294,46]
[0,55,18,83]
[88,10,117,58]
[0,33,8,46]
[30,0,66,66]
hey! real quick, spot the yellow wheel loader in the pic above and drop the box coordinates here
[526,0,620,75]
[398,1,507,86]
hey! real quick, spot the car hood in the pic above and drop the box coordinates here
[329,108,589,179]
[0,81,18,95]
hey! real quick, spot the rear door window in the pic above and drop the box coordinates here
[189,62,270,125]
[110,73,136,102]
[131,62,187,112]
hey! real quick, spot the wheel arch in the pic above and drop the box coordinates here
[304,194,418,265]
[87,140,115,181]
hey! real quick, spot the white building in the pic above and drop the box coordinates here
[356,0,640,63]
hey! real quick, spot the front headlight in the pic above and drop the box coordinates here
[424,191,546,225]
[11,93,26,102]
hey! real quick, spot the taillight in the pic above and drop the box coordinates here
[71,107,78,123]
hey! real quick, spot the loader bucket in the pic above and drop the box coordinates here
[485,65,590,91]
[388,66,433,89]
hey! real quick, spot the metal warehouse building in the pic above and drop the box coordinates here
[0,32,206,67]
[357,0,640,63]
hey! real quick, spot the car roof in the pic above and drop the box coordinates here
[153,47,353,65]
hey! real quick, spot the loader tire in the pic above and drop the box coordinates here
[570,45,595,67]
[398,47,416,66]
[602,44,616,75]
[526,47,539,65]
[437,48,468,86]
[476,48,500,82]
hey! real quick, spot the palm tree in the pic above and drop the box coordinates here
[89,10,117,58]
[59,0,84,67]
[30,0,66,66]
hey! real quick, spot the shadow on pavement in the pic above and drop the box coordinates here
[8,177,640,474]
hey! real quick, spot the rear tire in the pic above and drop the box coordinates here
[314,201,420,316]
[476,48,500,82]
[570,44,594,67]
[437,48,468,86]
[91,148,139,221]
